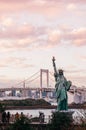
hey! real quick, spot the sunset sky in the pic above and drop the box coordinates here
[0,0,86,88]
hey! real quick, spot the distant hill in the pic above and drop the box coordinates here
[69,102,86,109]
[0,98,51,109]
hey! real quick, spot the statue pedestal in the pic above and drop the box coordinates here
[52,109,86,125]
[55,109,74,117]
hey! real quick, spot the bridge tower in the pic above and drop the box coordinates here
[21,80,28,97]
[40,69,49,98]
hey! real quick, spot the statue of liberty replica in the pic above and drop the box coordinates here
[52,57,72,111]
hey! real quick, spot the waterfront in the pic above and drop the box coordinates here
[6,108,55,123]
[0,108,85,130]
[5,108,86,123]
[6,109,53,116]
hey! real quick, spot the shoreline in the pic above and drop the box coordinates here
[6,105,56,110]
[6,105,86,110]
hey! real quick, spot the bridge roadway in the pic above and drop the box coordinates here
[0,87,55,92]
[0,87,81,93]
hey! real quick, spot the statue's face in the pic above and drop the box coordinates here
[58,70,63,75]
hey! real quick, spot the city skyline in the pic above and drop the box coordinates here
[0,0,86,88]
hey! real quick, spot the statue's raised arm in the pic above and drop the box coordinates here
[52,57,58,82]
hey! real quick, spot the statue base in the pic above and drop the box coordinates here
[51,109,86,124]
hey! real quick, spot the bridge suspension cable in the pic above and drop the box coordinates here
[49,72,54,80]
[15,70,40,86]
[24,70,40,81]
[49,76,55,82]
[26,74,40,84]
[14,70,55,88]
[49,71,54,77]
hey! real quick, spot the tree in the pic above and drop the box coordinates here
[7,116,33,130]
[0,103,6,113]
[49,111,73,130]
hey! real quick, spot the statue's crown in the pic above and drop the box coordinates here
[58,69,63,75]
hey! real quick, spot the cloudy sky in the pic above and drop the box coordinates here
[0,0,86,88]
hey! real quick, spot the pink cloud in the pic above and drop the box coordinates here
[0,0,85,14]
[44,27,86,47]
[0,1,67,18]
[0,25,85,52]
[0,24,49,51]
[0,24,35,39]
[61,28,86,46]
[47,30,61,46]
[71,28,86,39]
[0,18,85,53]
[62,28,85,40]
[0,39,37,52]
[2,0,85,4]
[70,29,86,46]
[7,57,34,68]
[0,0,85,23]
[0,57,34,69]
[73,39,86,46]
[0,57,25,68]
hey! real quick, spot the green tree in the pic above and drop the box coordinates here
[0,103,6,112]
[7,116,33,130]
[49,111,73,130]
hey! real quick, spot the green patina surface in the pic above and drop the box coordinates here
[55,75,71,111]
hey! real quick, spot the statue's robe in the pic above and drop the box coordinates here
[55,75,71,111]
